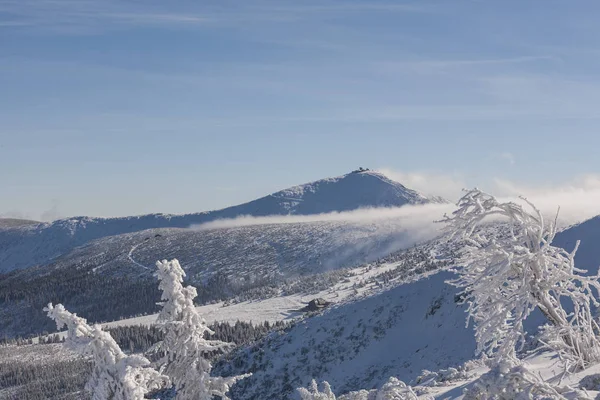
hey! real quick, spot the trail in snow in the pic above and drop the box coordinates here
[91,261,111,273]
[127,243,150,271]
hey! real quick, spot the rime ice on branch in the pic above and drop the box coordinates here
[152,259,249,400]
[44,303,169,400]
[297,378,424,400]
[443,189,600,371]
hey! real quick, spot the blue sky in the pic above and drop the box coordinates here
[3,0,600,219]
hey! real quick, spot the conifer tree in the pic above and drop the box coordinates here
[152,259,249,399]
[45,303,169,400]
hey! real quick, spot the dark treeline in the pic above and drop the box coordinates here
[1,320,292,350]
[0,264,343,340]
[0,319,291,399]
[0,266,161,340]
[0,353,92,400]
[0,244,446,341]
[107,320,291,354]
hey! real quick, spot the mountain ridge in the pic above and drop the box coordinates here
[0,170,445,272]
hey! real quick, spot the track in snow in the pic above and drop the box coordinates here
[127,243,150,271]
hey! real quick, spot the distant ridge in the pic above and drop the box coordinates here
[0,218,40,228]
[0,169,445,272]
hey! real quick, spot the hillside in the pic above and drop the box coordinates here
[7,262,600,399]
[2,243,453,399]
[215,270,476,400]
[554,216,600,276]
[0,218,444,339]
[0,170,443,273]
[5,213,600,398]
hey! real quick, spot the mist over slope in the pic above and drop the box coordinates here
[0,218,40,228]
[0,214,446,339]
[6,192,600,398]
[0,170,443,273]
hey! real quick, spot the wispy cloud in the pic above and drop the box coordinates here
[39,199,63,222]
[194,203,454,230]
[0,0,214,33]
[489,176,600,229]
[193,203,455,258]
[374,56,556,75]
[375,169,600,229]
[498,152,516,166]
[0,210,34,220]
[376,169,466,201]
[0,0,433,34]
[193,174,600,238]
[0,199,63,222]
[266,3,436,14]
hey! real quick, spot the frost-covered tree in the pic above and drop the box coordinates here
[44,303,169,400]
[462,361,591,400]
[297,380,336,400]
[443,189,600,371]
[297,378,427,400]
[152,259,248,399]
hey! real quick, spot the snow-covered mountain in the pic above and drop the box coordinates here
[216,270,475,400]
[7,209,600,398]
[9,244,600,399]
[0,217,444,339]
[0,170,444,273]
[208,213,600,400]
[9,244,460,400]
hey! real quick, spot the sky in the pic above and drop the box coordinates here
[3,0,600,220]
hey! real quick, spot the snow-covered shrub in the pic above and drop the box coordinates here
[362,377,428,400]
[416,365,474,387]
[297,380,337,400]
[443,189,600,370]
[463,361,591,400]
[44,303,169,400]
[297,377,430,400]
[152,259,249,400]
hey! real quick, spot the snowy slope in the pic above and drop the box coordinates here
[0,170,443,273]
[36,256,421,341]
[17,219,600,399]
[46,218,435,279]
[554,216,600,276]
[215,271,476,400]
[25,252,467,400]
[0,219,444,338]
[20,262,600,400]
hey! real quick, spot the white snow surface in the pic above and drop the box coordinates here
[38,260,404,342]
[216,270,476,399]
[14,199,600,399]
[26,244,600,400]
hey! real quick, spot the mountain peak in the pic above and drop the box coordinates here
[264,169,434,215]
[0,170,446,272]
